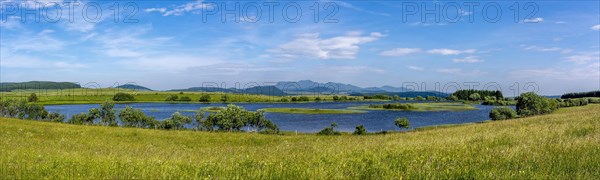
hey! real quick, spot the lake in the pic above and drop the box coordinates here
[45,102,504,133]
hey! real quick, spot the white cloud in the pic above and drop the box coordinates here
[145,8,166,13]
[407,66,424,71]
[564,52,599,64]
[523,17,544,23]
[511,63,600,81]
[0,16,21,30]
[591,24,600,31]
[146,0,212,16]
[428,49,476,55]
[555,21,566,24]
[436,68,487,76]
[452,56,483,63]
[268,32,382,60]
[379,48,422,56]
[91,27,172,58]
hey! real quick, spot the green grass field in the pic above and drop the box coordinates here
[1,105,599,178]
[0,88,369,105]
[350,102,478,111]
[260,108,366,114]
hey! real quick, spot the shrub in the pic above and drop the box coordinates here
[516,92,558,117]
[489,107,517,120]
[119,106,157,128]
[199,94,211,102]
[415,96,425,101]
[99,101,117,126]
[317,123,341,135]
[165,95,178,101]
[28,93,38,102]
[353,125,367,135]
[469,93,481,101]
[112,93,135,101]
[179,96,192,102]
[395,118,410,129]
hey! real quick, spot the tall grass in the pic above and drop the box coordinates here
[1,105,599,179]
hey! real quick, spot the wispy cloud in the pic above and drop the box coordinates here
[564,52,599,64]
[379,48,422,56]
[522,45,572,53]
[146,0,211,16]
[268,32,383,60]
[428,49,476,55]
[453,56,483,63]
[591,24,600,31]
[523,17,544,23]
[407,66,424,71]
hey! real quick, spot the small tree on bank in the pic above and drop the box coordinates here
[395,117,410,130]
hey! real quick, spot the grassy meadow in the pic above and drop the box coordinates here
[1,104,599,179]
[0,88,368,105]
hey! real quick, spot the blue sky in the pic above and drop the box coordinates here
[0,0,599,95]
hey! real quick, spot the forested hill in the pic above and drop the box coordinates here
[0,81,80,92]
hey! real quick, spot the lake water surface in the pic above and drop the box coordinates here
[45,102,504,133]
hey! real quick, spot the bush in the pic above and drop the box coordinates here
[119,106,157,128]
[395,118,410,129]
[112,93,135,101]
[489,107,517,120]
[353,125,367,135]
[28,93,38,102]
[317,123,341,135]
[165,95,178,101]
[199,94,211,102]
[179,96,192,102]
[516,92,558,117]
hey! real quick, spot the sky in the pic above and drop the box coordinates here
[0,0,599,95]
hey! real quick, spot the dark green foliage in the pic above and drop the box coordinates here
[314,97,321,101]
[199,94,211,102]
[561,90,600,99]
[47,112,65,122]
[165,95,179,101]
[201,105,278,133]
[161,112,191,130]
[353,125,367,135]
[119,106,157,128]
[363,94,392,100]
[332,96,339,101]
[426,96,439,101]
[290,96,310,102]
[0,81,80,92]
[447,95,458,101]
[559,98,592,107]
[317,122,341,135]
[489,107,517,120]
[179,96,191,102]
[112,93,135,101]
[395,118,410,129]
[68,113,88,125]
[221,95,229,103]
[516,92,558,117]
[415,96,425,101]
[452,90,503,101]
[99,101,117,126]
[28,93,38,102]
[369,103,416,110]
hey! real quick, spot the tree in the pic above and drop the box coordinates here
[85,108,100,124]
[394,117,410,129]
[415,96,425,101]
[165,95,178,101]
[47,112,65,122]
[119,106,156,128]
[353,125,367,135]
[221,95,229,103]
[194,109,207,130]
[99,101,116,126]
[199,94,211,102]
[113,93,135,101]
[28,93,39,102]
[469,93,481,101]
[179,96,192,102]
[314,97,322,101]
[489,107,517,120]
[68,113,88,125]
[516,92,558,117]
[447,95,459,101]
[162,112,191,130]
[317,123,341,135]
[332,96,340,101]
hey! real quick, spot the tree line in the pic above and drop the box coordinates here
[0,99,279,134]
[451,90,503,101]
[489,92,600,121]
[561,90,600,99]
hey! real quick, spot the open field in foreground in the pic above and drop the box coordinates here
[1,105,599,179]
